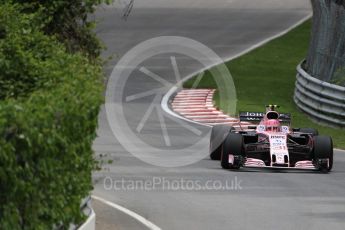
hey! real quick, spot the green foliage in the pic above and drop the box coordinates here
[8,0,112,59]
[0,5,60,99]
[0,3,104,229]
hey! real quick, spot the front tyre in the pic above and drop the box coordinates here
[221,132,243,169]
[209,125,232,160]
[313,135,333,172]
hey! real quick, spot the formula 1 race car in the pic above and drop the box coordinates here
[209,105,333,172]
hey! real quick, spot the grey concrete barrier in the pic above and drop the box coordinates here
[77,196,95,230]
[72,196,96,230]
[54,196,95,230]
[60,196,95,230]
[294,61,345,128]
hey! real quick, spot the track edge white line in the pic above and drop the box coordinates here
[335,148,345,153]
[92,195,162,230]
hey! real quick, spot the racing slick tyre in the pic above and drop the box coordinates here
[300,128,319,136]
[221,132,243,169]
[209,125,233,160]
[313,135,333,172]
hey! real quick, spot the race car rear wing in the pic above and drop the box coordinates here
[239,112,291,122]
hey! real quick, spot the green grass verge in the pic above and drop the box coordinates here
[184,21,345,149]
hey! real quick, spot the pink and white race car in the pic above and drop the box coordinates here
[209,105,333,172]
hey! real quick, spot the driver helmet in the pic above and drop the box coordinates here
[265,119,281,132]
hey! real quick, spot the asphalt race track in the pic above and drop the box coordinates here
[92,1,345,229]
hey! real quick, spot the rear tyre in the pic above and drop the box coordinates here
[300,128,319,136]
[209,125,232,160]
[313,135,333,172]
[221,132,243,169]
